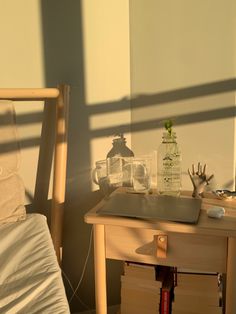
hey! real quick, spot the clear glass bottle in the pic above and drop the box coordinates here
[106,134,134,187]
[157,132,181,196]
[107,134,134,158]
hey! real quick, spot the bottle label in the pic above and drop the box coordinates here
[158,153,181,193]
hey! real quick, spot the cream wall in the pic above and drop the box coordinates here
[130,0,236,191]
[0,1,45,203]
[82,0,131,175]
[2,1,235,312]
[0,0,131,312]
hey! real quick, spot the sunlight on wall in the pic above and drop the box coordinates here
[0,1,44,87]
[89,109,131,130]
[81,0,131,191]
[0,1,45,203]
[81,1,130,104]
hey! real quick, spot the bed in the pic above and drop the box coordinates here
[0,86,70,313]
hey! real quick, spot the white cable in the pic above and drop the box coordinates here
[69,225,94,304]
[62,270,90,311]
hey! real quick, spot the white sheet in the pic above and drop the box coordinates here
[0,214,70,314]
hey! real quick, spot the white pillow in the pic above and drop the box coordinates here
[0,101,26,224]
[0,101,20,179]
[0,174,26,224]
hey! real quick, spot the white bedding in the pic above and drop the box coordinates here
[0,214,70,314]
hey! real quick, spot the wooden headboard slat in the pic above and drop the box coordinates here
[0,88,60,99]
[0,84,69,264]
[51,84,70,263]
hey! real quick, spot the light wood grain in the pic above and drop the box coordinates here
[0,88,59,99]
[85,188,236,237]
[51,84,70,262]
[94,224,107,314]
[226,237,236,314]
[85,188,236,314]
[105,225,227,272]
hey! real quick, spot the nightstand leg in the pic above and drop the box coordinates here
[226,237,236,314]
[94,224,107,314]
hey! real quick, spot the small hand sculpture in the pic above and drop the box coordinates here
[188,162,214,198]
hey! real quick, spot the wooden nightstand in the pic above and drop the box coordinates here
[85,188,236,314]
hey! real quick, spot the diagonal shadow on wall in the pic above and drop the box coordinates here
[1,1,236,311]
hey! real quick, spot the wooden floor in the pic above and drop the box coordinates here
[76,304,120,314]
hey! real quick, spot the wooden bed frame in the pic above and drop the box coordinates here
[0,84,70,263]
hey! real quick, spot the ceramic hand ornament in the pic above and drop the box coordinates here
[188,162,214,198]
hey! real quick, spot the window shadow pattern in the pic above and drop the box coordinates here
[1,78,236,313]
[1,0,235,312]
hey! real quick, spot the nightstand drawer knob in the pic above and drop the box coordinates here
[156,234,168,258]
[159,236,165,242]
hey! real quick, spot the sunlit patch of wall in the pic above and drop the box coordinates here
[0,1,46,203]
[81,1,131,192]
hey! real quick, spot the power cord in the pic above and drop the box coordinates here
[62,225,94,311]
[62,269,90,311]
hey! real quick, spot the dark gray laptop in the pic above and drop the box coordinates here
[98,193,202,224]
